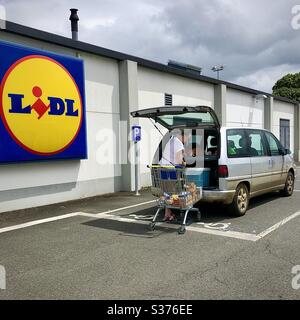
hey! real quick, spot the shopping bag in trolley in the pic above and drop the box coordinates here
[149,165,201,209]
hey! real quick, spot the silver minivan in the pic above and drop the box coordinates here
[131,105,296,216]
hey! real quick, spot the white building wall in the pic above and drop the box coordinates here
[0,32,298,213]
[137,66,215,186]
[226,88,264,128]
[273,100,294,153]
[0,33,121,213]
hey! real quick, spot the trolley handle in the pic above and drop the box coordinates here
[147,164,185,169]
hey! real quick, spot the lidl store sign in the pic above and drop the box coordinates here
[0,41,87,162]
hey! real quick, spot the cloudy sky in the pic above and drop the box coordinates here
[1,0,300,92]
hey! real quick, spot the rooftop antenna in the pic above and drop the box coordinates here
[211,65,225,80]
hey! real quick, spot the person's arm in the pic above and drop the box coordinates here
[172,137,185,165]
[175,149,185,165]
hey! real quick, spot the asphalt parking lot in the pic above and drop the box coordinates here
[0,176,300,299]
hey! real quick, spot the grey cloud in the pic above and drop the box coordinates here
[1,0,300,92]
[163,0,294,54]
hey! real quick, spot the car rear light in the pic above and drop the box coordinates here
[218,165,228,178]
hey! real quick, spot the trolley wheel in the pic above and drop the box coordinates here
[178,226,186,235]
[148,222,156,231]
[195,211,201,222]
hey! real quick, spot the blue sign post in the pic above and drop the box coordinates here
[132,125,141,195]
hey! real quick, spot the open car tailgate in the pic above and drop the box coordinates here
[131,105,220,130]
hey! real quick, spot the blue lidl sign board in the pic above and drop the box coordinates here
[0,40,87,163]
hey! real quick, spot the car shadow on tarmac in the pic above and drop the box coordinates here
[196,191,281,220]
[248,191,281,210]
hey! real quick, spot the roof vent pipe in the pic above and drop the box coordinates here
[69,8,79,40]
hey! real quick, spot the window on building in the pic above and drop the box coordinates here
[279,119,290,150]
[165,93,172,106]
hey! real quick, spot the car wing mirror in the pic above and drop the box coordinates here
[285,148,291,155]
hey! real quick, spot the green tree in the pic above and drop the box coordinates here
[272,72,300,102]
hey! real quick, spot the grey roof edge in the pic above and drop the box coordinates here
[1,19,299,106]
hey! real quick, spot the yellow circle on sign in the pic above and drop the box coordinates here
[0,55,82,155]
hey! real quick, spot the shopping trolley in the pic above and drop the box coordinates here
[148,165,201,234]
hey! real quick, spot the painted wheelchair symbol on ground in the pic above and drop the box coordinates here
[129,213,231,231]
[129,214,154,221]
[116,199,300,242]
[196,222,231,231]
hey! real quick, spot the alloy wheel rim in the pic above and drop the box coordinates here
[237,187,247,212]
[287,175,294,194]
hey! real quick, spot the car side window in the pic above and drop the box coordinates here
[246,130,267,157]
[206,135,218,155]
[265,132,281,156]
[227,129,249,158]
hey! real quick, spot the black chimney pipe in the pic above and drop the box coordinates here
[69,8,79,40]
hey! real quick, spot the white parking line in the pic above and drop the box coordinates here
[257,211,300,239]
[0,200,156,235]
[79,212,299,242]
[0,202,299,242]
[0,213,79,234]
[186,225,259,241]
[81,212,259,241]
[94,200,156,216]
[93,213,150,225]
[81,211,300,242]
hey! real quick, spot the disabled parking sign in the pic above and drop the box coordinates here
[132,125,141,142]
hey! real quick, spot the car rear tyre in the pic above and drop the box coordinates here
[228,183,249,217]
[280,171,294,197]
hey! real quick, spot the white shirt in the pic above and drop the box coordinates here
[159,136,184,165]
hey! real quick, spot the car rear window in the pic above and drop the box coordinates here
[158,112,215,127]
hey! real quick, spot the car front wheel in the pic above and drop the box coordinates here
[280,171,294,197]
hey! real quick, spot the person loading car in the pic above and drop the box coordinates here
[159,129,191,221]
